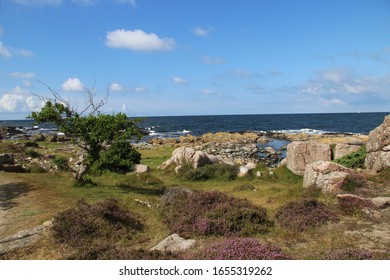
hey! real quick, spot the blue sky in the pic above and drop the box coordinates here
[1,0,390,119]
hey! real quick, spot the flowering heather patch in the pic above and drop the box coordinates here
[275,198,339,231]
[52,199,143,247]
[69,245,178,260]
[339,173,367,192]
[323,248,374,260]
[189,238,290,260]
[161,190,272,236]
[337,195,374,214]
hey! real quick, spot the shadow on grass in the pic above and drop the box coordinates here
[117,184,165,196]
[0,182,35,210]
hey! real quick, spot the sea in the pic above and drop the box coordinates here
[0,112,389,140]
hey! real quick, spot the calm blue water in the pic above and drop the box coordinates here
[1,112,389,138]
[140,112,389,137]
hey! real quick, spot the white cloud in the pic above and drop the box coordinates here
[14,48,34,57]
[62,78,84,92]
[109,82,124,91]
[134,86,147,93]
[13,0,63,6]
[319,98,347,107]
[0,42,34,58]
[301,68,382,96]
[0,43,11,58]
[25,96,44,111]
[105,29,176,52]
[0,94,24,112]
[121,103,127,112]
[10,72,36,78]
[320,68,347,83]
[192,27,212,37]
[172,76,188,85]
[202,55,225,65]
[199,88,224,97]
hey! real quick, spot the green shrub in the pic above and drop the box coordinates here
[96,141,141,173]
[53,155,68,170]
[25,149,41,158]
[178,163,238,181]
[334,146,366,169]
[29,164,46,173]
[23,141,39,148]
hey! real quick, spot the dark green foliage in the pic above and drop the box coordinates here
[334,146,366,169]
[188,238,290,260]
[96,141,141,173]
[29,100,142,179]
[53,155,68,170]
[52,199,143,247]
[72,175,97,188]
[23,141,39,148]
[275,198,339,231]
[178,163,238,181]
[28,164,46,173]
[25,149,41,158]
[161,190,272,236]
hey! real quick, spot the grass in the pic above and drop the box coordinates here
[1,144,390,260]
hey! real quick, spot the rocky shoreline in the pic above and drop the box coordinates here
[1,124,370,170]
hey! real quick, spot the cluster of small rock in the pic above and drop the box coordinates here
[196,142,259,166]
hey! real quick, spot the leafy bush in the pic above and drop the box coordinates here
[96,141,141,173]
[161,190,272,236]
[178,163,238,181]
[275,198,338,231]
[28,164,46,173]
[322,248,373,260]
[334,146,366,169]
[188,238,290,260]
[23,141,39,148]
[52,199,143,247]
[53,155,68,170]
[25,149,41,158]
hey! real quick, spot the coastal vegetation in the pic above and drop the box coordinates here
[1,138,390,260]
[28,88,142,181]
[1,114,390,260]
